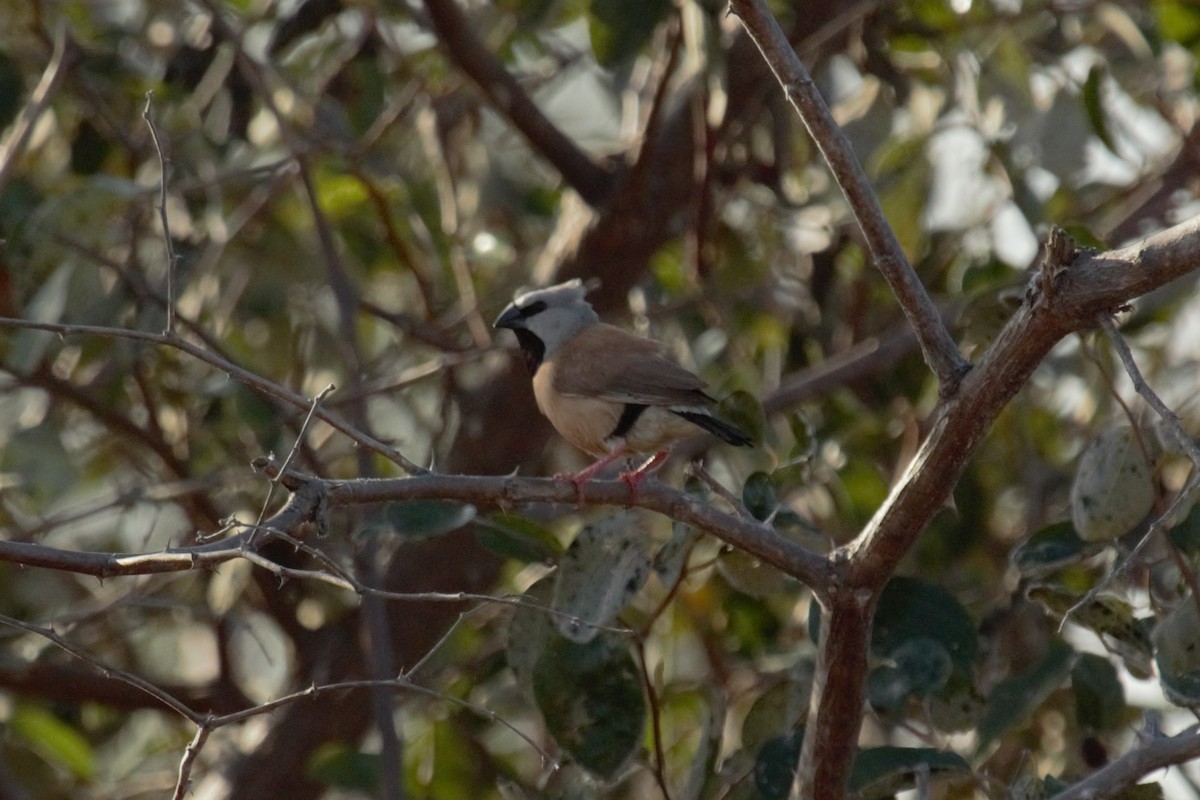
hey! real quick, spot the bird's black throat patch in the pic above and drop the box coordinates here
[512,328,546,374]
[608,403,648,441]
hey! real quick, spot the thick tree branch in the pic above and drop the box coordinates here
[801,219,1200,800]
[728,0,970,394]
[0,462,832,592]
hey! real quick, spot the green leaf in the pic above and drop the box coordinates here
[306,741,380,791]
[551,512,651,643]
[475,513,562,563]
[533,633,645,778]
[1168,502,1200,554]
[1082,65,1117,154]
[1011,521,1094,578]
[742,471,778,522]
[977,638,1076,754]
[1072,653,1125,732]
[872,577,979,674]
[849,747,971,799]
[361,500,476,539]
[717,548,789,598]
[741,664,813,751]
[587,0,672,67]
[10,704,94,780]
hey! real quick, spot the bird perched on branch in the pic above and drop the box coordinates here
[493,279,752,497]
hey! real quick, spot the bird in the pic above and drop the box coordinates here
[493,279,752,498]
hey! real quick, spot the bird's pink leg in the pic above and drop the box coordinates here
[617,451,669,505]
[556,448,627,504]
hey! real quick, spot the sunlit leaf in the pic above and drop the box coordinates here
[1070,424,1156,543]
[1153,598,1200,706]
[551,512,650,643]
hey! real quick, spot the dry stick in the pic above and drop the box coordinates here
[727,0,969,394]
[172,725,211,800]
[0,316,427,475]
[142,93,178,335]
[0,613,202,722]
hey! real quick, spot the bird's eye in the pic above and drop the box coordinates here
[522,300,548,317]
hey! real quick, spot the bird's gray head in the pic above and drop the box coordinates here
[493,279,600,373]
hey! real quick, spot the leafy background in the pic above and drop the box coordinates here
[0,0,1198,798]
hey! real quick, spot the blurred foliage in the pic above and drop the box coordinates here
[0,0,1196,798]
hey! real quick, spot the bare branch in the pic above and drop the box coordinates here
[727,0,970,393]
[142,92,178,335]
[172,725,211,800]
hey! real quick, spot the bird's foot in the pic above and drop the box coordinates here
[554,471,589,506]
[616,451,668,506]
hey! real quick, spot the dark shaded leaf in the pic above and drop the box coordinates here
[587,0,672,67]
[533,633,645,778]
[873,577,978,674]
[305,742,380,791]
[1072,653,1125,731]
[754,727,804,800]
[361,500,476,539]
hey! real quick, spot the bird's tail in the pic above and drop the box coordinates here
[672,410,753,447]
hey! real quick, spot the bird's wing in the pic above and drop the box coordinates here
[551,323,716,407]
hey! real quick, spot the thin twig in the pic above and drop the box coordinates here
[1101,316,1200,468]
[172,724,211,800]
[142,92,178,335]
[0,613,202,722]
[0,316,427,474]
